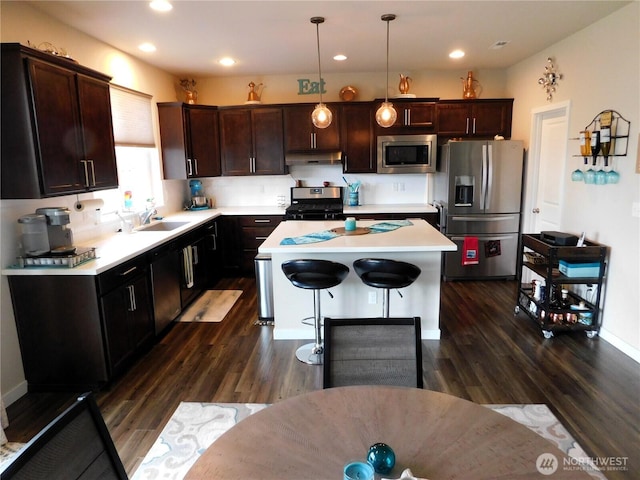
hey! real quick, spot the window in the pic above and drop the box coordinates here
[109,85,163,210]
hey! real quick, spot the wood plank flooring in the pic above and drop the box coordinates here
[5,277,639,479]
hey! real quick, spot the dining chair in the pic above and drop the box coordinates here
[2,392,128,480]
[323,317,423,389]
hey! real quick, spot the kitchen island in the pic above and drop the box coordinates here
[258,219,456,340]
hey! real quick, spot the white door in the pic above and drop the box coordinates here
[526,101,571,233]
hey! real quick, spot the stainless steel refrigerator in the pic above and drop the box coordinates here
[434,140,524,280]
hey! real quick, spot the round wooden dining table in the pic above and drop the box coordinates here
[185,386,593,479]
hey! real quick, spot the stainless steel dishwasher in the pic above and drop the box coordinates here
[150,244,182,335]
[254,253,274,323]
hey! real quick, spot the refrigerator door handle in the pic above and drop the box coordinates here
[450,234,515,242]
[481,145,488,210]
[450,215,518,222]
[486,144,493,210]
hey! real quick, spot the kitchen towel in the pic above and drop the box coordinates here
[280,220,413,245]
[462,236,479,266]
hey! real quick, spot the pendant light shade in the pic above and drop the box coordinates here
[376,13,397,128]
[310,16,332,129]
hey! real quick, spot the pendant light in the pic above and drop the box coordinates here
[310,16,332,129]
[376,13,397,128]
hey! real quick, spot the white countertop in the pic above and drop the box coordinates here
[3,203,440,276]
[259,218,455,254]
[344,203,437,215]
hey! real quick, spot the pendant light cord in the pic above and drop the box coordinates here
[313,18,324,105]
[384,16,390,102]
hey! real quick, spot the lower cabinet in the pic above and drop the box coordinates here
[8,255,154,391]
[99,261,154,378]
[219,215,282,276]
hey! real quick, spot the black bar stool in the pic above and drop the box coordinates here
[281,259,350,365]
[353,258,421,317]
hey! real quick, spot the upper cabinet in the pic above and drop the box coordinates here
[341,102,375,173]
[437,99,513,140]
[283,103,340,152]
[219,106,285,176]
[1,43,118,198]
[158,103,221,179]
[374,99,438,133]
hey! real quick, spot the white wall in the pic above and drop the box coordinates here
[506,2,640,358]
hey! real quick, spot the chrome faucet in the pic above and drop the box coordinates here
[139,207,157,225]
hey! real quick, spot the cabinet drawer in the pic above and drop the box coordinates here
[237,215,282,227]
[241,226,277,249]
[97,256,148,295]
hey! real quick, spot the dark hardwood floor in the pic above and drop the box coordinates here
[5,277,639,478]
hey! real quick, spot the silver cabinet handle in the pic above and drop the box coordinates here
[194,158,198,175]
[254,219,271,223]
[127,285,136,311]
[187,158,193,176]
[465,118,470,135]
[255,236,269,241]
[472,117,477,134]
[192,244,199,265]
[119,266,138,276]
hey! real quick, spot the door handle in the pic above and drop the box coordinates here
[532,208,540,214]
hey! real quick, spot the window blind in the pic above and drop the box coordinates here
[110,84,155,147]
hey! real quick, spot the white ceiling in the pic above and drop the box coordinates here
[28,1,630,77]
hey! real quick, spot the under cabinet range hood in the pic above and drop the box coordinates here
[285,151,342,166]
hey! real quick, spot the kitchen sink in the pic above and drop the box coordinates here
[136,221,189,232]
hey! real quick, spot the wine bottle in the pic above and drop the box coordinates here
[600,126,611,166]
[590,130,600,166]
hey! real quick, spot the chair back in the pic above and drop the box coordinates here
[2,392,128,480]
[323,317,423,389]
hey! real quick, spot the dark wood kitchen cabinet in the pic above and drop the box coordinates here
[1,43,118,198]
[437,99,513,141]
[99,260,154,378]
[219,106,285,176]
[283,103,340,152]
[341,102,375,173]
[158,102,221,179]
[374,98,438,133]
[8,255,154,391]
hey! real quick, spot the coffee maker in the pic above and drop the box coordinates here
[35,207,75,253]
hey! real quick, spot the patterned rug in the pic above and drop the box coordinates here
[179,290,242,323]
[131,402,606,480]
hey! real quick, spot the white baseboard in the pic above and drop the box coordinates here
[599,329,640,364]
[2,380,28,407]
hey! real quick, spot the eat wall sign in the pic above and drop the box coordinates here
[297,78,327,95]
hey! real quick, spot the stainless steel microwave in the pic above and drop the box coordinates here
[377,134,437,174]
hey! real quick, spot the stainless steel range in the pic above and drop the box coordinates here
[285,186,344,220]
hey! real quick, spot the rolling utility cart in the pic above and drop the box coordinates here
[515,234,608,339]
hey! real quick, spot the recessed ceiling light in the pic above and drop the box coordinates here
[138,43,156,53]
[219,57,236,67]
[149,0,172,12]
[449,49,465,59]
[490,40,510,50]
[333,54,347,61]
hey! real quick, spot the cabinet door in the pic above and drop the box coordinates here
[220,109,253,175]
[283,104,340,152]
[77,75,118,189]
[399,102,436,127]
[252,108,285,175]
[186,107,221,177]
[471,101,513,138]
[28,59,86,195]
[436,102,470,137]
[341,103,374,173]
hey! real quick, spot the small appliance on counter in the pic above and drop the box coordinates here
[15,207,96,268]
[187,179,212,210]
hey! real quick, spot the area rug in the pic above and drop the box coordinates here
[178,290,242,323]
[131,402,606,480]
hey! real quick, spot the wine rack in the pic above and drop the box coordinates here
[573,109,631,158]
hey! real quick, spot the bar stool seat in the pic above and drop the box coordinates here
[353,258,421,317]
[282,259,350,365]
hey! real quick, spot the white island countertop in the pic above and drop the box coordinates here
[259,218,455,254]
